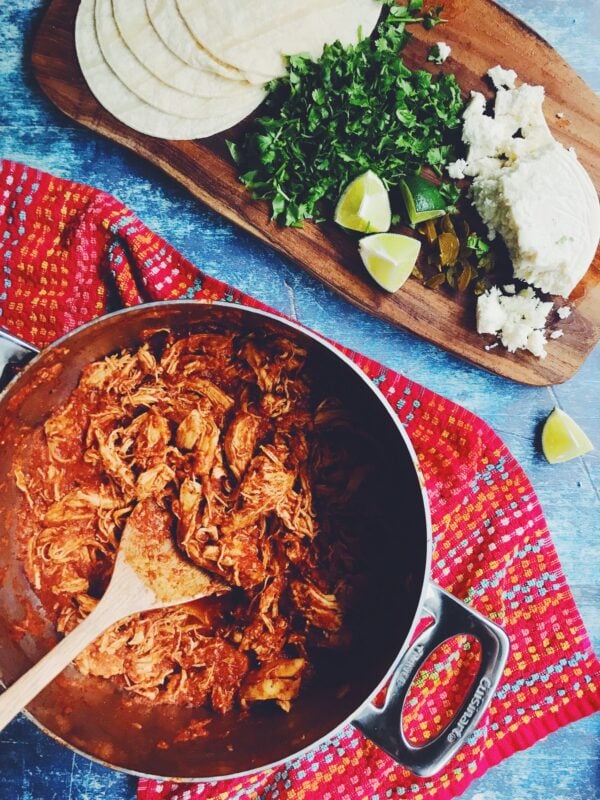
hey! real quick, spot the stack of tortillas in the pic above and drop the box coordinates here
[75,0,383,140]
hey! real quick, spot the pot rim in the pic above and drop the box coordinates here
[1,299,433,782]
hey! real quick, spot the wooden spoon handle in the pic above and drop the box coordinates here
[0,595,124,733]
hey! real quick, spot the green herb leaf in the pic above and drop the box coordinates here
[225,139,240,165]
[438,181,461,208]
[466,232,491,258]
[423,5,446,28]
[232,5,462,225]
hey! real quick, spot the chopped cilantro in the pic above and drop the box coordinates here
[231,3,463,226]
[388,0,446,26]
[438,181,461,210]
[465,232,491,259]
[423,5,446,28]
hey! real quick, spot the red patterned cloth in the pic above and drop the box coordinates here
[1,160,597,800]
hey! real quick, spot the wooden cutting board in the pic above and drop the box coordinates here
[31,0,600,386]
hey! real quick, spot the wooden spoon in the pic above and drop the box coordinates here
[0,498,226,732]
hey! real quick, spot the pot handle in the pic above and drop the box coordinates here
[0,329,39,391]
[352,582,509,777]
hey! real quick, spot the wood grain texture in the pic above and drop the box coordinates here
[0,0,598,798]
[30,0,600,386]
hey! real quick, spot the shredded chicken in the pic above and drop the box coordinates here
[290,579,343,631]
[14,326,381,715]
[223,412,264,481]
[240,658,306,712]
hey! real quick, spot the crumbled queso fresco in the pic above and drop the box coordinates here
[449,65,600,358]
[430,41,451,64]
[557,306,572,320]
[477,286,553,359]
[487,65,517,90]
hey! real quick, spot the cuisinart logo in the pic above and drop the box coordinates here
[446,677,492,743]
[397,643,425,684]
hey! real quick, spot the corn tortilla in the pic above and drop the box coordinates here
[94,0,265,119]
[175,0,382,78]
[145,0,266,84]
[112,0,253,98]
[75,0,263,139]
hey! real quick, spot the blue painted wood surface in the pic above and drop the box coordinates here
[0,2,598,798]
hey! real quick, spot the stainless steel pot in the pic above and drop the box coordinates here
[0,301,509,780]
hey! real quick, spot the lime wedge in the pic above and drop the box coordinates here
[334,170,391,233]
[541,407,594,464]
[400,174,446,224]
[358,233,421,292]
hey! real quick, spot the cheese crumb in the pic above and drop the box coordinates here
[447,158,467,180]
[477,287,507,334]
[477,287,553,358]
[550,329,564,339]
[557,306,571,319]
[556,112,565,119]
[432,42,451,64]
[487,64,517,90]
[504,283,516,294]
[526,329,547,358]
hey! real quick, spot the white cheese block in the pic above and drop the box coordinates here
[471,144,600,296]
[459,85,553,177]
[449,68,600,298]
